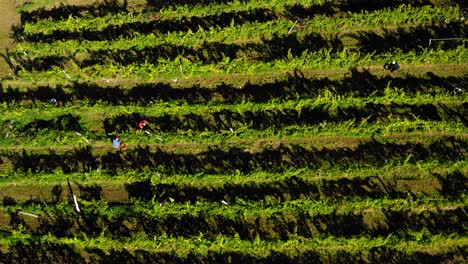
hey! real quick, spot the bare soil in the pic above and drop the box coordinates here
[0,0,21,78]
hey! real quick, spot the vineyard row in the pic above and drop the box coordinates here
[1,232,466,263]
[12,22,465,71]
[1,137,466,173]
[10,46,468,83]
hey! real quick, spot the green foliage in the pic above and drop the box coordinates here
[1,0,466,260]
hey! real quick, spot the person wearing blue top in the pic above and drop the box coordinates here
[112,136,121,148]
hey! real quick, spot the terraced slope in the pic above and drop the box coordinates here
[0,0,467,263]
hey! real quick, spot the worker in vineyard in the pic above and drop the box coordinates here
[138,119,149,130]
[112,136,121,148]
[383,61,400,73]
[112,136,127,149]
[134,119,151,134]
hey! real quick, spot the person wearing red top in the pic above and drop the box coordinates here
[138,119,149,129]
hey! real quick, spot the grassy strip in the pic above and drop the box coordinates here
[16,0,97,13]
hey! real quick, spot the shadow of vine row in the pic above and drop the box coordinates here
[125,171,467,203]
[0,236,465,263]
[103,102,467,133]
[3,146,97,173]
[125,176,387,203]
[10,199,466,241]
[350,22,467,53]
[136,207,466,240]
[18,0,128,24]
[1,70,465,104]
[283,0,464,19]
[18,113,83,134]
[2,137,466,174]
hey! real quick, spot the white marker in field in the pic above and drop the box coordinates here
[73,195,80,213]
[62,70,71,79]
[288,20,299,34]
[18,211,39,218]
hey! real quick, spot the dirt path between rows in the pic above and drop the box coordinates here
[0,0,21,78]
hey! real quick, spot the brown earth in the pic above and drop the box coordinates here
[0,0,21,79]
